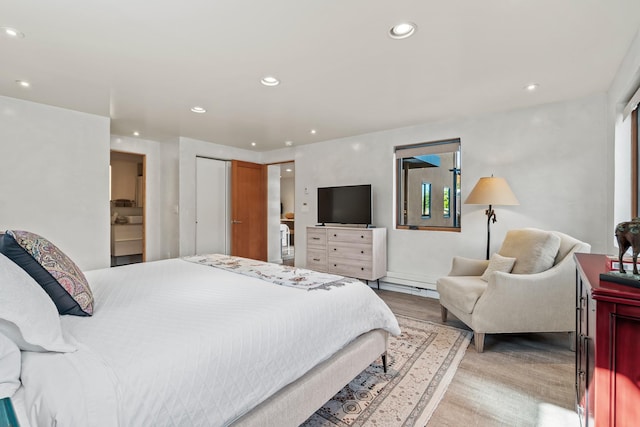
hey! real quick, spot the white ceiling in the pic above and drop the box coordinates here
[2,0,640,151]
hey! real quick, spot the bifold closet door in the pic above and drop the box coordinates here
[195,157,230,255]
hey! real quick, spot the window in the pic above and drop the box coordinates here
[421,182,431,217]
[443,186,451,218]
[624,83,640,217]
[395,139,461,231]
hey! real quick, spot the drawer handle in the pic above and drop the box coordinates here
[361,267,364,270]
[360,235,364,238]
[334,264,337,267]
[333,248,337,251]
[312,237,320,240]
[333,234,337,237]
[313,258,321,262]
[361,250,364,254]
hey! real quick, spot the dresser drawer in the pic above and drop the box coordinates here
[328,259,373,279]
[307,249,327,272]
[307,228,327,247]
[327,229,372,244]
[327,242,371,261]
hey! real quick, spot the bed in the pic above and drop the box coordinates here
[0,233,400,427]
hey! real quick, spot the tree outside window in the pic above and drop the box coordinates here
[443,186,450,218]
[421,182,431,218]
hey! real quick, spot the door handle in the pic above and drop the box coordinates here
[231,220,242,224]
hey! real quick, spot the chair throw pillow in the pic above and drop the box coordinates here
[481,253,517,281]
[0,230,94,316]
[498,228,561,274]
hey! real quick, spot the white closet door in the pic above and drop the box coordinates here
[196,157,230,255]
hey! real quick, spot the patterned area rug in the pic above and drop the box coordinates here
[301,316,471,427]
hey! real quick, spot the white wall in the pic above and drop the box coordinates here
[178,137,260,256]
[6,35,640,284]
[285,94,608,289]
[0,96,110,270]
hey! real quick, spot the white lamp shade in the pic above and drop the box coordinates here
[465,176,519,206]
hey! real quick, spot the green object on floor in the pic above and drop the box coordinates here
[0,398,19,427]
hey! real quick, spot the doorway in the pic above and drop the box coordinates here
[110,150,145,266]
[231,160,268,260]
[278,162,295,266]
[195,157,230,255]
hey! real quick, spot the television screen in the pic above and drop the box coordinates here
[317,184,372,225]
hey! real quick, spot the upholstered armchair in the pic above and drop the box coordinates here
[436,228,590,352]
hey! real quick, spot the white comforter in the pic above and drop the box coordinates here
[16,258,400,426]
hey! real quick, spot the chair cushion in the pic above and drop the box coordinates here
[498,228,561,274]
[481,253,516,281]
[437,276,488,314]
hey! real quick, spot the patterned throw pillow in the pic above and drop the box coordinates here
[0,230,94,316]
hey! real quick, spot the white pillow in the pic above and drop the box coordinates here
[0,332,20,398]
[0,253,76,352]
[481,253,517,281]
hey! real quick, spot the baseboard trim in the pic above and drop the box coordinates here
[382,271,439,291]
[369,280,440,300]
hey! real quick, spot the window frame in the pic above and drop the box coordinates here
[395,138,461,232]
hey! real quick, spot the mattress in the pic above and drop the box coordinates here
[15,257,400,426]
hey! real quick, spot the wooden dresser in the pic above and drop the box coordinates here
[574,253,640,427]
[306,226,386,284]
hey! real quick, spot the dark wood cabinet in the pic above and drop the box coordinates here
[575,253,640,427]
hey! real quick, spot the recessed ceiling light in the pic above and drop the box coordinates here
[15,80,30,88]
[284,141,293,146]
[261,76,280,87]
[251,142,257,147]
[2,27,24,39]
[133,131,140,136]
[310,129,317,135]
[285,168,292,173]
[525,83,539,92]
[190,106,206,113]
[389,22,417,39]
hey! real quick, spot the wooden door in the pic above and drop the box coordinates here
[231,160,267,260]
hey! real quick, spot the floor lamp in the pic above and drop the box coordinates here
[465,176,519,260]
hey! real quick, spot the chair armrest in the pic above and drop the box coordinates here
[448,256,490,276]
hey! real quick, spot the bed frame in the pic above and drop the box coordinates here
[233,329,388,426]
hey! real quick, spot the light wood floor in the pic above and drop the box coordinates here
[375,289,579,427]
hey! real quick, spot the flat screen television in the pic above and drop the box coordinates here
[317,184,372,225]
